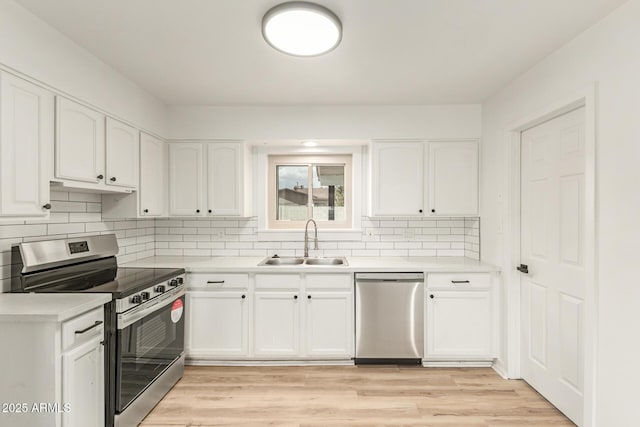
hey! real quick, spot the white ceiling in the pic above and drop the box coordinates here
[16,0,627,106]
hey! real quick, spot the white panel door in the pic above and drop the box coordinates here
[0,72,53,217]
[428,140,478,216]
[105,117,138,188]
[520,107,585,425]
[206,143,242,215]
[169,143,205,216]
[425,291,492,359]
[253,291,300,357]
[62,337,104,427]
[139,133,165,216]
[371,141,424,216]
[186,292,249,357]
[305,292,353,358]
[55,97,105,183]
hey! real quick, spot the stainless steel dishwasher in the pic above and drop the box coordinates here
[355,273,424,364]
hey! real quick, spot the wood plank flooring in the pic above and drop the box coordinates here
[140,365,574,427]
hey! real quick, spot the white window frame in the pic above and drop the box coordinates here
[268,155,353,229]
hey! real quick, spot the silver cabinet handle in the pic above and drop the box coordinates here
[451,280,470,284]
[75,320,103,334]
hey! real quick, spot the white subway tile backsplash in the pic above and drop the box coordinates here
[0,224,48,239]
[47,223,85,235]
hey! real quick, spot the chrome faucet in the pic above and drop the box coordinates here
[304,219,318,258]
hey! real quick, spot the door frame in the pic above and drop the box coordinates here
[503,84,597,426]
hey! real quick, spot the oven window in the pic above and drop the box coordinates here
[116,296,184,412]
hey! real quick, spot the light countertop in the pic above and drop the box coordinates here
[122,256,499,273]
[0,293,111,322]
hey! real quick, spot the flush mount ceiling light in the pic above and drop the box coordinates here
[262,2,342,57]
[302,140,318,147]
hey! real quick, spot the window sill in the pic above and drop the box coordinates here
[257,229,363,242]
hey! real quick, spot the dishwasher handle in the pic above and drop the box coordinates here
[355,273,424,281]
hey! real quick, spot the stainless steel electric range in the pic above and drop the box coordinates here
[11,234,186,427]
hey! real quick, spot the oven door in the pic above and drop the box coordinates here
[115,288,185,412]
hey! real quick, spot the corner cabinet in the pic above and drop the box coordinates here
[0,71,54,218]
[168,141,250,217]
[102,132,168,219]
[370,139,479,217]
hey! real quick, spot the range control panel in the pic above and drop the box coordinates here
[115,274,185,314]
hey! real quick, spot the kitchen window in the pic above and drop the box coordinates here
[268,155,352,229]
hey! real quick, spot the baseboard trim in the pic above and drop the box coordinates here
[422,360,493,368]
[492,360,509,379]
[186,358,355,367]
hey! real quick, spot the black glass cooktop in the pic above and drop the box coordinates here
[14,257,184,299]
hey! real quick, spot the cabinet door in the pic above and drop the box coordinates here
[105,117,138,188]
[253,291,300,357]
[169,143,205,216]
[206,143,242,216]
[0,72,53,217]
[62,337,104,427]
[305,291,353,358]
[428,141,478,216]
[55,97,105,184]
[425,291,492,359]
[371,141,424,216]
[186,291,249,357]
[139,133,165,216]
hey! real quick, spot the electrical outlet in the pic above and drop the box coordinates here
[364,230,378,241]
[211,230,224,240]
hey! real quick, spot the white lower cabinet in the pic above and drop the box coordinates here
[424,273,496,362]
[305,291,353,357]
[0,302,105,427]
[253,291,301,357]
[184,272,353,362]
[61,335,105,427]
[186,291,249,358]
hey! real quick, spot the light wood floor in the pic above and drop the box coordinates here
[140,365,574,427]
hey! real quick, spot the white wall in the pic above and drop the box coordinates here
[167,105,481,140]
[0,0,167,136]
[481,0,640,425]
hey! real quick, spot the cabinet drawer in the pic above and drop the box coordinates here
[62,307,104,350]
[427,273,491,290]
[187,273,249,289]
[255,274,301,289]
[306,274,352,290]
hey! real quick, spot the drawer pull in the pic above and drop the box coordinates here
[207,280,225,284]
[451,280,470,284]
[75,320,103,335]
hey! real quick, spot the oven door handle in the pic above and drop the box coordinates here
[117,288,185,330]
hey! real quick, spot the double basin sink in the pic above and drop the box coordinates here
[258,256,348,266]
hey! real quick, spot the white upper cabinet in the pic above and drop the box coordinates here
[206,143,243,215]
[105,117,138,189]
[169,143,205,216]
[0,72,54,217]
[428,140,478,216]
[371,141,425,216]
[55,96,105,184]
[169,141,249,217]
[370,139,479,217]
[139,132,166,216]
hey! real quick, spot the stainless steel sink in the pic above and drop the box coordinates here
[258,256,348,266]
[304,257,347,265]
[260,257,305,266]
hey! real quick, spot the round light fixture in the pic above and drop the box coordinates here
[262,2,342,57]
[302,140,318,147]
